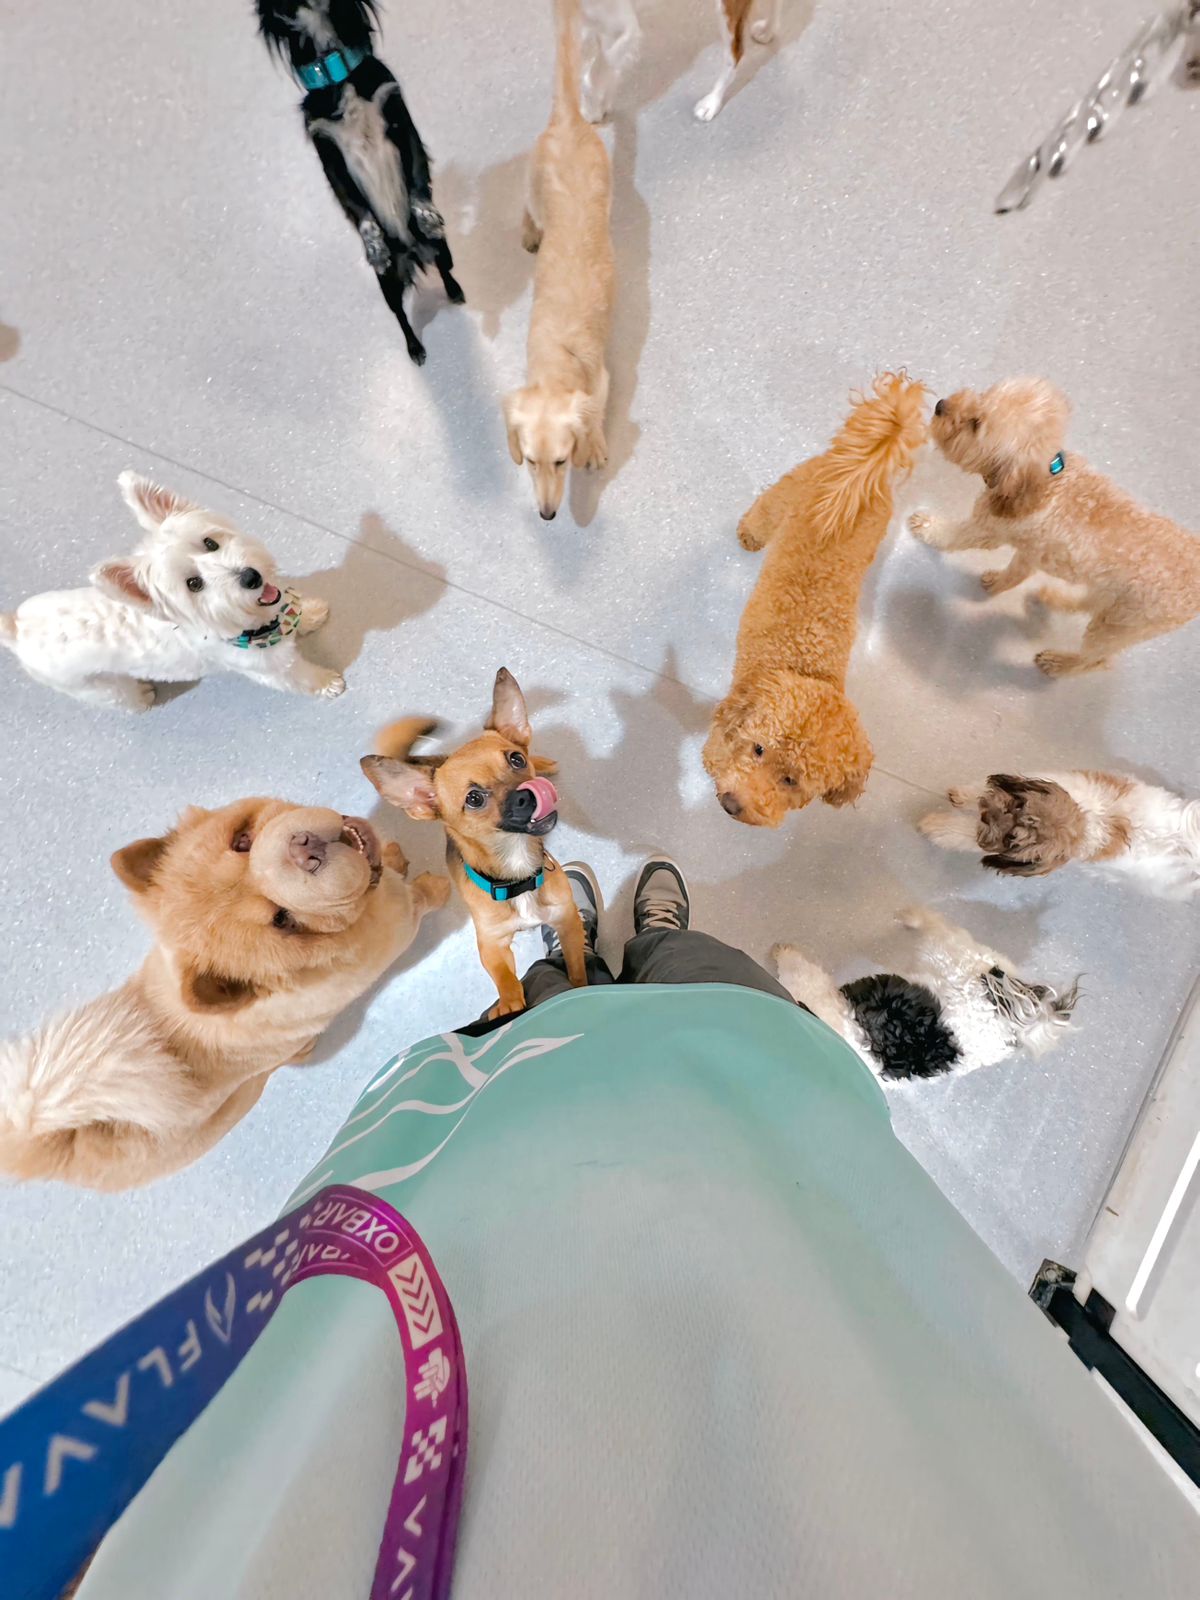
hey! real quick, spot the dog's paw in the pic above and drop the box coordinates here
[317,672,347,699]
[693,90,724,122]
[415,871,452,910]
[946,787,970,807]
[411,198,446,238]
[906,510,934,539]
[1035,650,1073,678]
[581,441,608,472]
[751,17,777,43]
[488,996,525,1020]
[132,680,156,712]
[298,597,329,634]
[769,942,796,968]
[359,218,390,273]
[980,569,1005,594]
[382,841,408,876]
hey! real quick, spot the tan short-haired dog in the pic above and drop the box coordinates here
[362,668,587,1016]
[703,374,927,826]
[0,799,448,1189]
[503,0,614,521]
[910,377,1200,676]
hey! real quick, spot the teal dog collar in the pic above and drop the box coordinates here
[228,589,303,650]
[1049,451,1066,476]
[295,46,366,92]
[462,860,545,902]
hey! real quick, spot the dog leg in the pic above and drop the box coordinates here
[554,902,589,989]
[479,933,526,1017]
[72,674,156,713]
[413,871,451,914]
[375,268,427,365]
[695,0,753,120]
[248,652,345,699]
[296,595,330,635]
[433,238,466,304]
[737,485,783,550]
[906,511,986,552]
[1036,611,1159,678]
[752,0,783,44]
[521,208,544,254]
[917,808,981,853]
[382,841,409,876]
[980,551,1033,596]
[1027,584,1092,614]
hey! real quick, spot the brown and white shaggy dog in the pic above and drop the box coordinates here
[910,377,1200,676]
[0,800,448,1190]
[703,374,927,826]
[504,0,615,521]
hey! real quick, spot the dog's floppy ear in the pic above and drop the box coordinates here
[984,456,1049,520]
[502,391,526,466]
[487,666,532,745]
[92,559,157,613]
[117,470,199,533]
[532,754,558,776]
[820,695,874,809]
[111,834,172,894]
[178,962,260,1014]
[360,756,440,820]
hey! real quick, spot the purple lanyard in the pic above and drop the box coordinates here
[0,1185,467,1600]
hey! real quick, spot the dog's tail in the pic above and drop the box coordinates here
[370,717,441,763]
[810,372,928,545]
[550,0,584,124]
[0,613,16,650]
[0,996,203,1186]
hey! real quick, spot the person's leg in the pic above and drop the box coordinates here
[473,862,614,1021]
[618,857,801,1004]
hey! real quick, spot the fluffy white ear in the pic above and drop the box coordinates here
[118,471,198,533]
[92,558,157,612]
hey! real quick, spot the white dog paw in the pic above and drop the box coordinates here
[946,787,970,807]
[693,90,723,122]
[299,597,330,634]
[751,18,777,43]
[411,198,446,239]
[906,510,934,538]
[318,672,347,699]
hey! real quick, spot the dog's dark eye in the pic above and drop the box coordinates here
[507,752,527,770]
[753,744,764,759]
[465,788,488,809]
[272,907,296,930]
[969,417,980,432]
[203,536,219,551]
[782,776,796,788]
[231,830,252,853]
[554,457,567,468]
[187,575,204,592]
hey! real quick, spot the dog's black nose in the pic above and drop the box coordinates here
[507,787,537,820]
[238,567,263,590]
[933,399,946,417]
[539,508,556,522]
[720,792,742,817]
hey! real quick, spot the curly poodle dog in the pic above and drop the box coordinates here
[703,374,927,826]
[909,377,1200,676]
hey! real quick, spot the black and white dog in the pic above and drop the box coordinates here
[256,0,463,364]
[773,906,1079,1083]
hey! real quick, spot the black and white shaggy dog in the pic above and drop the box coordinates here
[256,0,463,364]
[773,906,1079,1083]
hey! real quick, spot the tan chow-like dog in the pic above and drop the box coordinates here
[0,801,447,1190]
[503,0,614,521]
[703,374,927,826]
[910,377,1200,676]
[362,668,587,1016]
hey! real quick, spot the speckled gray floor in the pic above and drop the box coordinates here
[1,0,1198,1405]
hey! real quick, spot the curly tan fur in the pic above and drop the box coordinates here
[703,374,927,826]
[913,377,1200,676]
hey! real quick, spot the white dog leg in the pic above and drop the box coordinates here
[244,651,345,699]
[70,674,156,713]
[296,595,330,635]
[695,55,739,121]
[917,808,982,853]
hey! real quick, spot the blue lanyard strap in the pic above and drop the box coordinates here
[295,45,367,92]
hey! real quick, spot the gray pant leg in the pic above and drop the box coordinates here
[618,929,796,1003]
[503,952,616,1013]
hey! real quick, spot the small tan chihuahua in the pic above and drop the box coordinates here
[361,668,588,1016]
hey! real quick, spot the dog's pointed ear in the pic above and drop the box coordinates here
[487,667,532,745]
[118,470,199,533]
[111,834,171,894]
[178,962,260,1013]
[502,392,526,466]
[532,754,558,777]
[360,756,440,820]
[92,559,157,612]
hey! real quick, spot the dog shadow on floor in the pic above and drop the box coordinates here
[0,321,19,362]
[568,112,651,530]
[436,155,536,342]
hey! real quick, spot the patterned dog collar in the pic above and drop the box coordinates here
[294,46,366,92]
[228,588,302,649]
[462,860,545,902]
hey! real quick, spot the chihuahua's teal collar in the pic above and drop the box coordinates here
[462,860,545,902]
[228,589,302,649]
[294,46,366,92]
[1049,451,1066,476]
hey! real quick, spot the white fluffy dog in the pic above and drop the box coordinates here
[0,473,344,712]
[919,770,1200,900]
[773,907,1079,1084]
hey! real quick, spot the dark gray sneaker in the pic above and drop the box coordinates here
[542,862,601,959]
[633,856,690,935]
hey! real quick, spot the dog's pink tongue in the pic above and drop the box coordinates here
[259,583,282,606]
[519,776,558,821]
